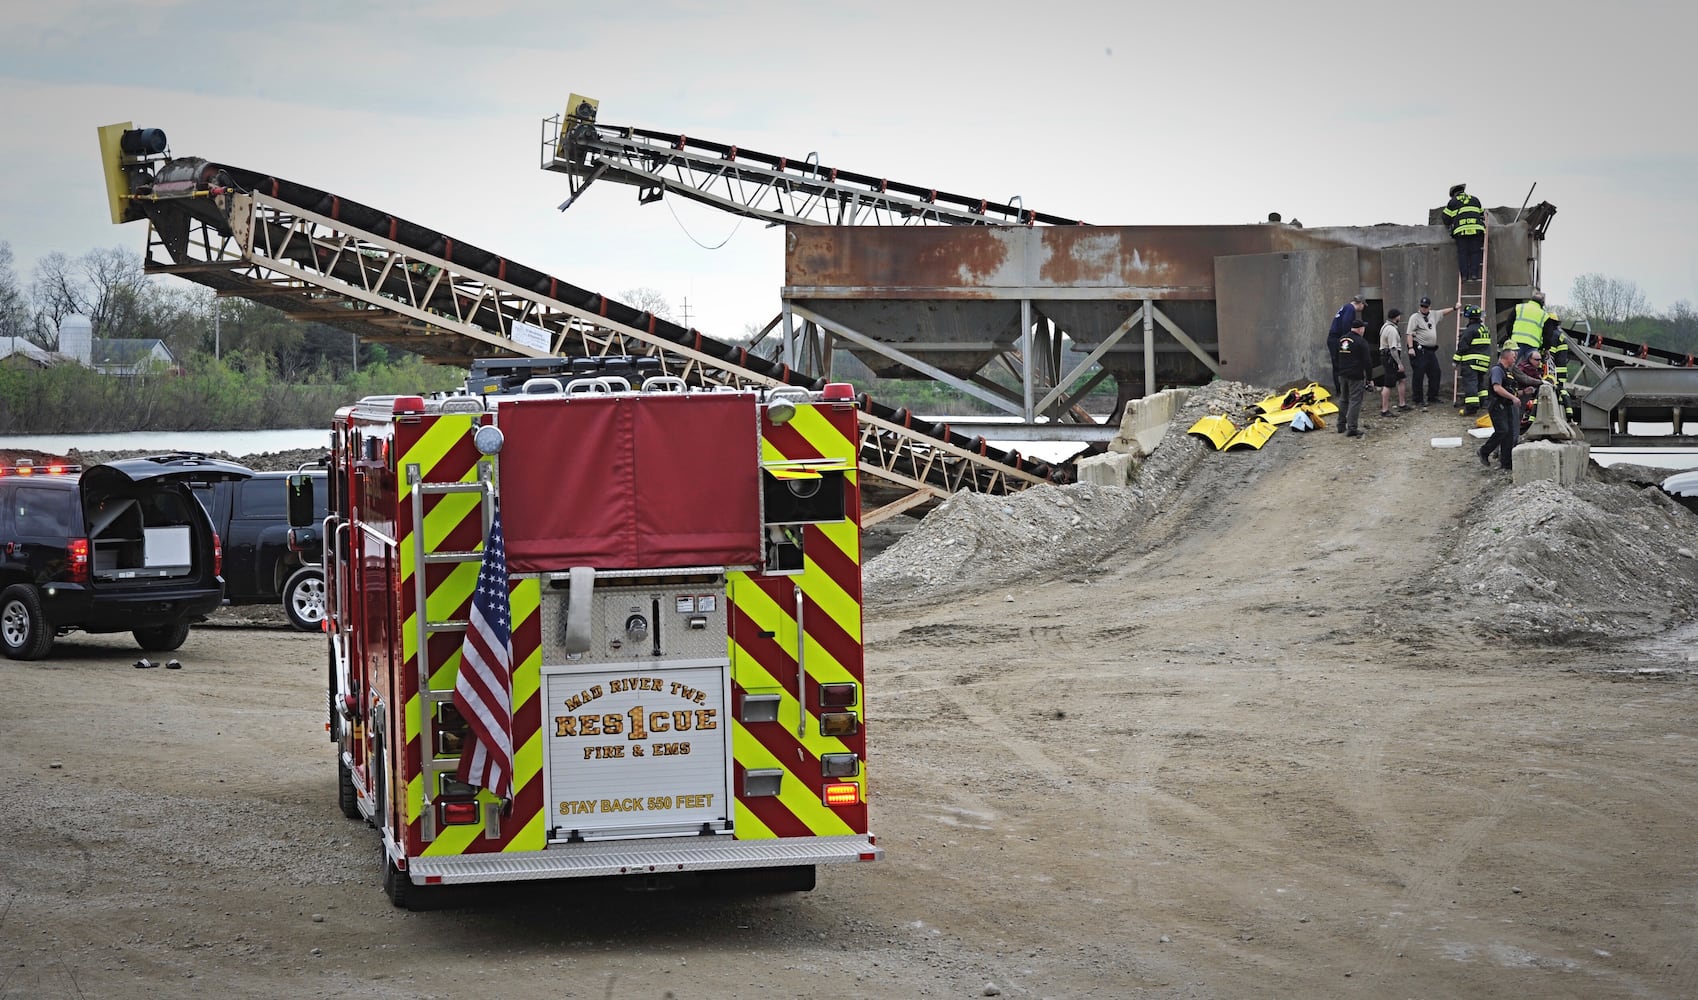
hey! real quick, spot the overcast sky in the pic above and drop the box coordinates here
[2,0,1693,341]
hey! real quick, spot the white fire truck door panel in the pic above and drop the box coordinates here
[543,662,732,841]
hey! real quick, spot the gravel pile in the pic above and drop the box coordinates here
[1130,379,1272,509]
[1423,477,1698,639]
[863,379,1271,603]
[863,482,1154,602]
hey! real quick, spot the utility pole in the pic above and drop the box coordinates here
[213,302,220,360]
[681,297,692,329]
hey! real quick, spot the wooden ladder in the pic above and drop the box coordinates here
[1452,217,1490,404]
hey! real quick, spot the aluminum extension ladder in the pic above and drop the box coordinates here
[407,460,496,843]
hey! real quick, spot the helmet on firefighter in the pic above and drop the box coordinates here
[1463,305,1482,318]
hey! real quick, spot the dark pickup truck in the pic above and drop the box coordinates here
[192,469,328,631]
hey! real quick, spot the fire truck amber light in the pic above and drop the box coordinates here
[821,753,860,778]
[439,800,480,826]
[823,782,860,806]
[819,683,857,707]
[819,712,859,737]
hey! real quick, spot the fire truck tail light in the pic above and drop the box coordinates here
[821,753,860,778]
[823,782,860,806]
[67,538,90,584]
[819,683,857,707]
[392,395,426,414]
[821,382,855,401]
[438,799,480,826]
[819,712,859,738]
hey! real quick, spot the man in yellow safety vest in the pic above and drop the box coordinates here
[1508,292,1548,364]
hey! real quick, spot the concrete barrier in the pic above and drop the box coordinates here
[1076,451,1136,487]
[1511,440,1590,486]
[1111,387,1192,458]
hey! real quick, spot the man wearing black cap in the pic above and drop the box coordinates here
[1405,295,1458,409]
[1335,316,1371,437]
[1444,183,1486,282]
[1326,294,1366,401]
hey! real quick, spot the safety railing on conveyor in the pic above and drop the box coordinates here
[542,114,1086,228]
[1566,326,1698,378]
[124,157,1065,521]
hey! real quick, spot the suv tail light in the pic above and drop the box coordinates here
[212,531,223,578]
[67,537,90,584]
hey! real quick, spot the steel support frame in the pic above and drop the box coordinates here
[543,119,1067,228]
[140,194,1048,500]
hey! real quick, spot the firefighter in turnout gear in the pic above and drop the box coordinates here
[1445,183,1487,281]
[1454,305,1493,415]
[1541,311,1576,418]
[1541,312,1571,386]
[1508,292,1548,363]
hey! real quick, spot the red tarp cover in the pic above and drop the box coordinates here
[497,394,762,572]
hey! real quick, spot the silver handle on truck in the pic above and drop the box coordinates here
[794,585,807,738]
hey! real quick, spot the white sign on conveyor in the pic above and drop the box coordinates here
[510,319,553,353]
[543,661,731,841]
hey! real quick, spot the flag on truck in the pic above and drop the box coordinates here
[454,509,515,800]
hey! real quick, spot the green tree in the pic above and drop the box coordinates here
[1569,274,1648,326]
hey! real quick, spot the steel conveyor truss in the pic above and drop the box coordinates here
[125,159,1061,521]
[542,114,1084,228]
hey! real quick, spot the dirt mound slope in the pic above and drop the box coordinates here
[1421,477,1698,640]
[865,378,1698,645]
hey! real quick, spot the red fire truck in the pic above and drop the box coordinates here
[293,358,879,907]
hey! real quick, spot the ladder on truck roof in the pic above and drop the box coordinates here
[408,464,495,844]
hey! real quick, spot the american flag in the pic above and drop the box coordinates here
[454,509,515,800]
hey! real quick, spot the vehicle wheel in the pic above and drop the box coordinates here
[282,568,326,632]
[133,622,191,652]
[337,752,361,820]
[0,584,54,660]
[382,841,416,909]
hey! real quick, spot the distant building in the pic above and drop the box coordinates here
[89,338,175,376]
[0,339,57,369]
[0,315,176,376]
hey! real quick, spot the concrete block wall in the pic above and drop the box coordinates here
[1076,451,1136,487]
[1111,388,1192,458]
[1511,441,1591,487]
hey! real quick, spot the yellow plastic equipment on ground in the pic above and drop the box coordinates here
[1223,417,1277,451]
[1253,383,1332,415]
[1187,414,1239,450]
[1260,399,1339,425]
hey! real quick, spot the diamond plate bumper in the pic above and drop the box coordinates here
[406,834,880,885]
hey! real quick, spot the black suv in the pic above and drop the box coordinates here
[192,470,329,631]
[0,455,250,659]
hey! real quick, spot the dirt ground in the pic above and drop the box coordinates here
[4,398,1697,999]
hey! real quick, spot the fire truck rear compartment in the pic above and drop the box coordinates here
[539,579,734,843]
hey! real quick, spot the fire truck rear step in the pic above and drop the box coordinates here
[406,835,882,884]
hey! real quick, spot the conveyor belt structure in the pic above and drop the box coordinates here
[124,154,1066,524]
[542,114,1085,228]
